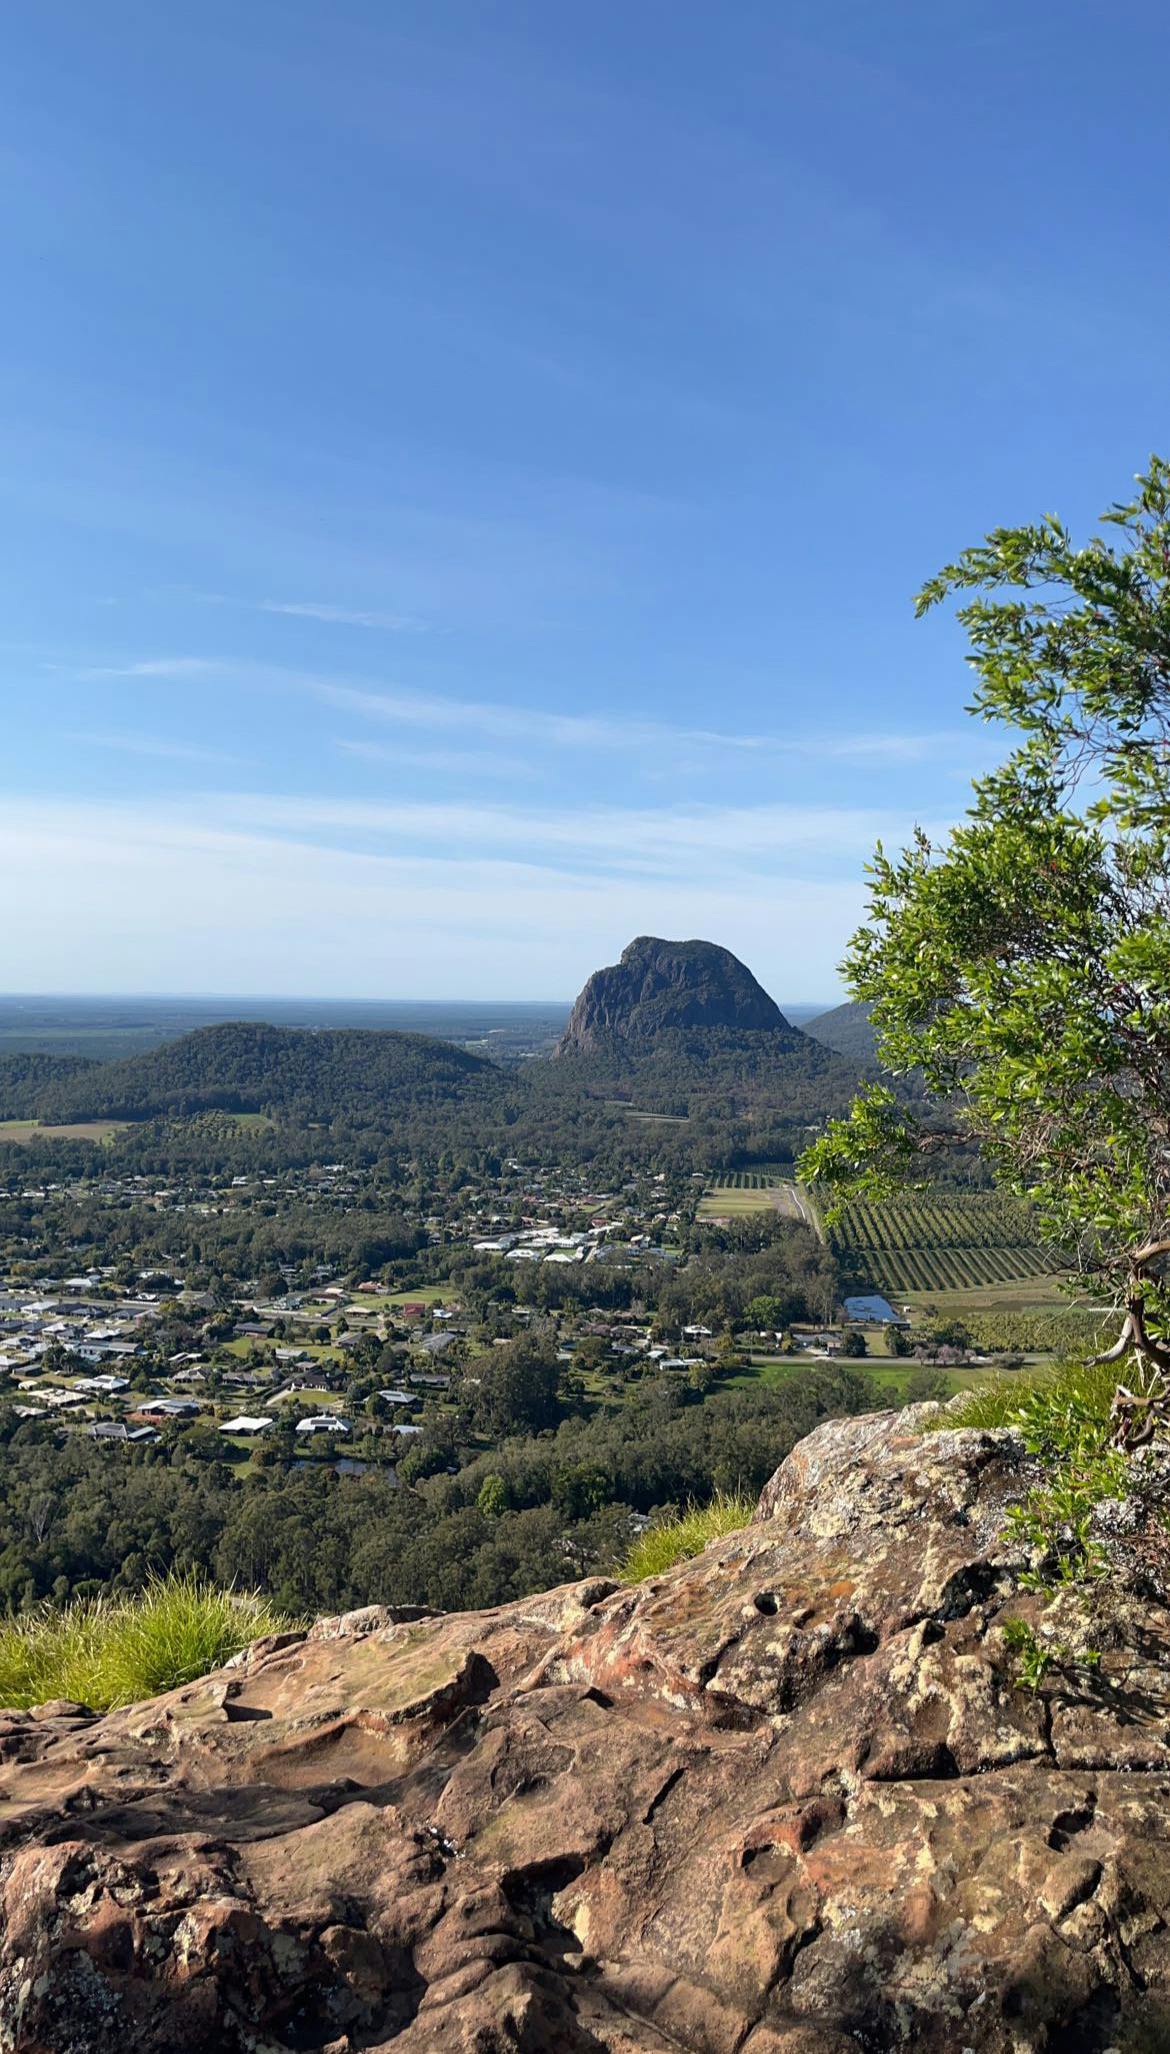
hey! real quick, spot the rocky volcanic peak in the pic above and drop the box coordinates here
[5,1407,1170,2051]
[557,935,790,1053]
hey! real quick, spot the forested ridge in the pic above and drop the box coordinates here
[14,1010,866,1179]
[0,1052,98,1118]
[35,1022,497,1124]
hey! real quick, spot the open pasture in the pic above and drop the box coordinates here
[897,1276,1069,1314]
[0,1118,130,1146]
[724,1355,994,1400]
[697,1173,812,1223]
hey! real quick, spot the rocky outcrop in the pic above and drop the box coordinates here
[4,1410,1170,2051]
[557,937,791,1053]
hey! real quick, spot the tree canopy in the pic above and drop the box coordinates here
[801,458,1170,1398]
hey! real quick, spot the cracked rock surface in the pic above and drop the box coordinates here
[3,1410,1170,2051]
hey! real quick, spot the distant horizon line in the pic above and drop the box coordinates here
[0,990,843,1010]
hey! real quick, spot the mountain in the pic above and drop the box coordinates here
[557,936,793,1053]
[34,1022,498,1124]
[4,1407,1164,2052]
[20,954,865,1171]
[540,936,862,1162]
[803,997,877,1064]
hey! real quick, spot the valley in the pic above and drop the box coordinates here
[0,937,1082,1618]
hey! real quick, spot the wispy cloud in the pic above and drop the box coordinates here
[0,794,864,999]
[206,789,949,885]
[319,678,974,770]
[259,601,427,631]
[336,739,537,779]
[817,729,974,766]
[317,680,773,754]
[66,731,241,765]
[48,650,982,781]
[64,657,219,680]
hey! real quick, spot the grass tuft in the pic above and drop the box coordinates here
[0,1574,288,1712]
[938,1354,1125,1436]
[622,1491,754,1581]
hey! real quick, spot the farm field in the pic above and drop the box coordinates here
[697,1172,814,1224]
[724,1355,993,1400]
[604,1102,689,1126]
[0,1118,129,1146]
[827,1192,1050,1297]
[898,1276,1069,1314]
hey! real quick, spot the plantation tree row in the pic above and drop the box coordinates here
[708,1169,792,1191]
[829,1194,1039,1255]
[847,1243,1051,1296]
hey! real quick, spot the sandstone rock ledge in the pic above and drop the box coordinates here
[3,1410,1170,2053]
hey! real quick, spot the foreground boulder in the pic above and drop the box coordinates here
[3,1411,1170,2051]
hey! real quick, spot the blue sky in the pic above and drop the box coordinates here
[4,0,1168,1000]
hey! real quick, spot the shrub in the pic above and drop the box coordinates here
[622,1491,754,1581]
[0,1574,288,1712]
[942,1355,1122,1438]
[943,1356,1135,1589]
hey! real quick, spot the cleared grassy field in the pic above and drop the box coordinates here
[319,1286,451,1309]
[897,1276,1068,1314]
[697,1187,778,1217]
[697,1177,814,1224]
[270,1388,342,1411]
[0,1118,129,1146]
[725,1355,993,1400]
[603,1103,689,1126]
[223,1337,341,1362]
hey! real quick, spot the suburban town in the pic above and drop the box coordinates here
[0,1138,998,1483]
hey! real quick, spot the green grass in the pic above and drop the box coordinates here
[697,1187,779,1217]
[723,1356,994,1402]
[0,1118,129,1146]
[622,1491,754,1580]
[697,1178,811,1222]
[0,1574,288,1712]
[223,1336,339,1361]
[938,1354,1122,1434]
[898,1276,1069,1314]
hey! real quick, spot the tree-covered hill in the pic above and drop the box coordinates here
[33,1022,500,1124]
[0,1053,98,1119]
[802,1000,876,1065]
[16,1017,867,1179]
[541,1024,860,1160]
[17,949,869,1176]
